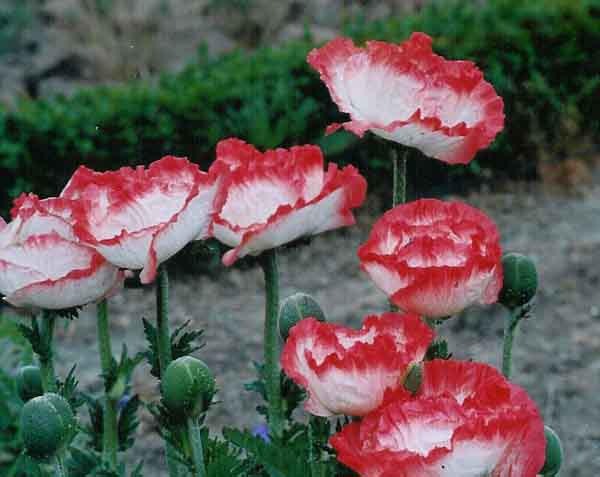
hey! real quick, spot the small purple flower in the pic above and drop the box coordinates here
[118,394,131,412]
[251,423,270,443]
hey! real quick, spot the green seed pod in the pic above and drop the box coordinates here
[16,365,44,402]
[499,253,538,308]
[403,363,423,395]
[279,292,326,341]
[21,393,76,459]
[540,425,563,476]
[162,356,215,419]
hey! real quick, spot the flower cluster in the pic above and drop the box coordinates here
[275,31,547,477]
[2,30,556,477]
[0,143,366,308]
[331,360,545,477]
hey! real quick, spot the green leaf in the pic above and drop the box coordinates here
[117,395,140,452]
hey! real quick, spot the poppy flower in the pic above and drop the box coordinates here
[358,199,502,318]
[280,312,433,417]
[61,156,220,284]
[210,138,367,266]
[0,194,122,309]
[331,360,545,477]
[308,32,504,165]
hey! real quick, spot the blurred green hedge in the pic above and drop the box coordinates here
[0,0,598,215]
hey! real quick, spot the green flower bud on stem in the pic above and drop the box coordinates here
[279,293,326,341]
[162,356,215,419]
[499,253,538,309]
[21,393,76,459]
[16,365,44,402]
[403,363,423,395]
[540,425,563,476]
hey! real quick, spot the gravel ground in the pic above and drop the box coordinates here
[49,170,600,477]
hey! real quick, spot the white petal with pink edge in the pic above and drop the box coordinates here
[140,180,220,283]
[308,33,504,165]
[0,233,122,309]
[6,260,121,309]
[220,188,350,266]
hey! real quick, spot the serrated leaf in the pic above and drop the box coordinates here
[117,395,140,451]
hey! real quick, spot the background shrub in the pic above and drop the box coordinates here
[0,0,598,216]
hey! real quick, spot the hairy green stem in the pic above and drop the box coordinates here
[96,299,118,469]
[155,264,182,477]
[502,308,522,378]
[308,417,319,477]
[54,454,68,477]
[187,418,206,477]
[260,249,283,438]
[389,148,408,312]
[39,312,57,392]
[156,264,173,376]
[392,148,407,208]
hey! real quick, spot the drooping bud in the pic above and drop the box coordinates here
[540,425,563,476]
[279,292,326,341]
[16,365,44,402]
[21,393,76,459]
[499,253,538,308]
[403,363,423,395]
[162,356,215,419]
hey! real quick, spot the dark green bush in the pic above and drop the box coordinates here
[0,0,598,215]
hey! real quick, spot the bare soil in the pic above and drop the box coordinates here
[46,167,600,476]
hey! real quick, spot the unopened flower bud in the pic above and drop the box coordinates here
[16,365,44,402]
[403,363,423,395]
[162,356,215,419]
[540,425,563,476]
[499,253,538,308]
[279,293,326,341]
[21,393,76,459]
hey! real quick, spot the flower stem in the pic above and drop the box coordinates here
[308,417,319,477]
[54,454,68,477]
[155,264,181,477]
[187,417,206,477]
[96,299,118,470]
[260,249,283,439]
[389,148,408,312]
[156,264,173,376]
[39,311,57,392]
[392,148,407,208]
[502,308,522,379]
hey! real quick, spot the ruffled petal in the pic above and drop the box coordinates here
[308,33,504,164]
[211,139,366,266]
[358,199,502,318]
[0,233,122,309]
[62,156,218,280]
[139,179,220,283]
[281,313,433,416]
[6,259,122,310]
[330,360,545,477]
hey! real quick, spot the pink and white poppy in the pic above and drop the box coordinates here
[210,138,367,266]
[0,194,122,309]
[358,199,503,318]
[331,360,545,477]
[61,156,220,284]
[308,32,504,165]
[280,312,433,417]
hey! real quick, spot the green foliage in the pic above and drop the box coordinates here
[142,319,205,378]
[117,395,141,452]
[425,339,453,361]
[0,316,42,477]
[245,362,306,421]
[223,420,341,477]
[1,0,598,217]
